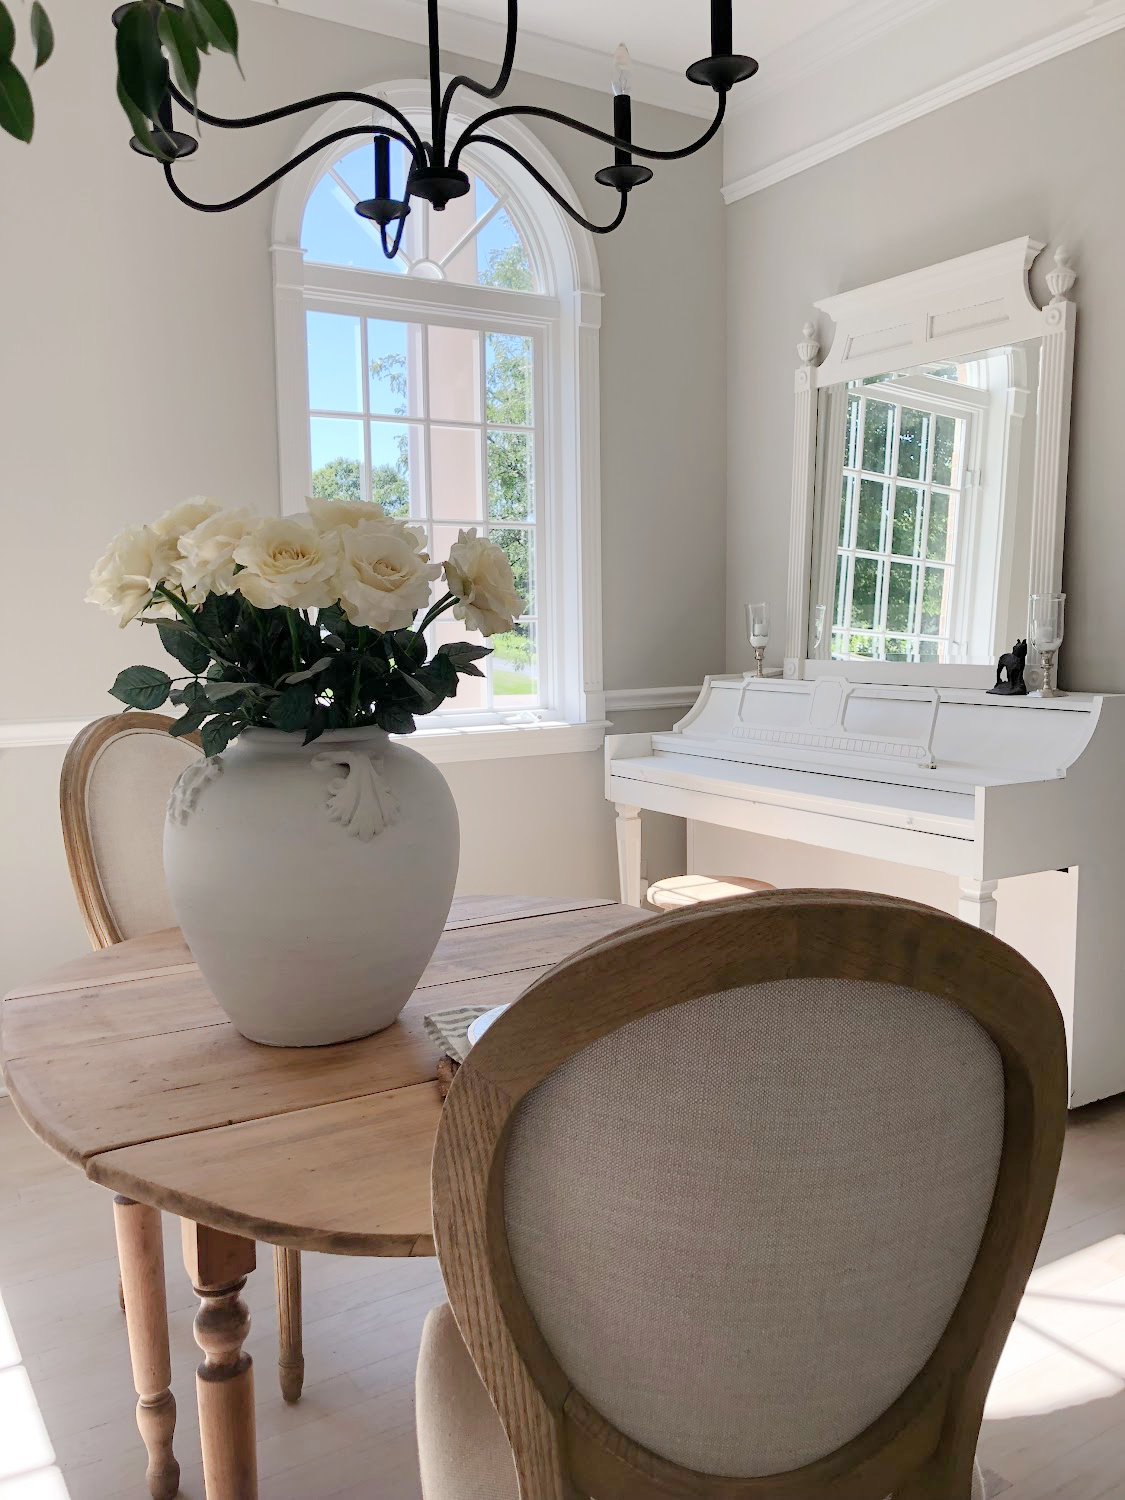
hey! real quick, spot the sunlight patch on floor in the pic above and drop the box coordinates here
[985,1235,1125,1420]
[0,1292,70,1498]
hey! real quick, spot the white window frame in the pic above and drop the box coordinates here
[271,79,605,755]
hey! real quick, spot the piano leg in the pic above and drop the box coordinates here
[614,804,643,907]
[958,878,999,933]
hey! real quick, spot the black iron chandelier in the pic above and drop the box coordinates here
[120,0,758,255]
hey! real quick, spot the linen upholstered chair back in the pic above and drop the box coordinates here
[430,890,1067,1500]
[61,713,201,948]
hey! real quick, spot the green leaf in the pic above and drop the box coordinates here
[0,58,32,142]
[398,671,440,709]
[200,715,237,758]
[278,656,334,686]
[170,679,207,708]
[29,2,52,68]
[203,679,254,701]
[0,4,15,63]
[116,65,168,161]
[115,3,168,127]
[438,641,493,667]
[184,0,240,69]
[157,6,199,110]
[269,681,316,732]
[110,664,172,711]
[375,705,416,735]
[200,591,240,638]
[168,699,211,737]
[157,618,211,675]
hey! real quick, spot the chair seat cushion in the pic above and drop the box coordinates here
[647,874,775,910]
[416,1303,518,1500]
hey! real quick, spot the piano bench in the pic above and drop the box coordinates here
[646,875,776,911]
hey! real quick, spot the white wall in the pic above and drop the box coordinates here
[0,2,721,991]
[725,29,1125,690]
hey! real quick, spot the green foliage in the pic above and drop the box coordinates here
[479,241,534,292]
[311,456,363,502]
[109,588,495,756]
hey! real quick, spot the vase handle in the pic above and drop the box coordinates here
[310,752,399,842]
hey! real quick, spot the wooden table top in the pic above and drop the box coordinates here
[1,896,648,1257]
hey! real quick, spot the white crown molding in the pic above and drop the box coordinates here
[262,0,712,117]
[604,686,702,714]
[724,0,1125,203]
[728,0,946,113]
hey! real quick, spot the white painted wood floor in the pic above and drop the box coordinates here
[5,1094,1125,1500]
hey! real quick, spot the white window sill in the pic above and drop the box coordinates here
[401,720,607,764]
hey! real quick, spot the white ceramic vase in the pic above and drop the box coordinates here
[163,726,459,1046]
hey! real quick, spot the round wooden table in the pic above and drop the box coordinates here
[0,895,647,1500]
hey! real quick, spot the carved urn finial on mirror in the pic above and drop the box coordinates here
[784,236,1077,691]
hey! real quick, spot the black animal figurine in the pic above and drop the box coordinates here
[988,638,1028,695]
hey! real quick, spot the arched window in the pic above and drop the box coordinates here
[273,84,604,739]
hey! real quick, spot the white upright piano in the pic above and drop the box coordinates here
[607,678,1125,1107]
[608,238,1125,1106]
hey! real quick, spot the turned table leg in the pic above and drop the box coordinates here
[274,1246,304,1403]
[183,1221,257,1500]
[113,1196,180,1500]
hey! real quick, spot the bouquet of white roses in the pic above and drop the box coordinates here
[87,497,525,755]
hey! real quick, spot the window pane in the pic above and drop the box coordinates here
[486,333,532,426]
[845,395,860,468]
[933,415,958,486]
[921,567,947,636]
[369,422,413,516]
[302,176,389,272]
[839,474,856,547]
[368,320,415,417]
[892,485,922,557]
[427,326,481,422]
[431,426,484,521]
[311,418,364,500]
[862,400,893,474]
[307,313,362,414]
[856,480,887,552]
[834,552,848,627]
[896,406,930,482]
[492,621,538,699]
[490,526,534,615]
[477,207,534,290]
[886,561,917,632]
[489,432,533,522]
[927,491,952,561]
[885,635,910,661]
[850,557,879,630]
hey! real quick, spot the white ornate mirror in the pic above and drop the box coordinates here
[784,236,1076,687]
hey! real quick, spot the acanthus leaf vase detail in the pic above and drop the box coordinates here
[164,726,459,1046]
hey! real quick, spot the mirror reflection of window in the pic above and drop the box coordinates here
[833,379,970,664]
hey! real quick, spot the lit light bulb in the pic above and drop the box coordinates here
[612,42,632,96]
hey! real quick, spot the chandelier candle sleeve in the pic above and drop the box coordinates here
[612,44,632,169]
[712,0,734,58]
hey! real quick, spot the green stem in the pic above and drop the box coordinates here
[417,592,458,634]
[286,609,301,672]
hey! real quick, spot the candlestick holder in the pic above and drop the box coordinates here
[746,602,770,678]
[1028,593,1066,698]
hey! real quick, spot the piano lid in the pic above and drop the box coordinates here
[653,676,1101,793]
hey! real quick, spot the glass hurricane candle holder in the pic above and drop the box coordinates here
[746,602,770,678]
[1029,592,1065,698]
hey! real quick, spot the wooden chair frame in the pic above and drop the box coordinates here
[432,889,1068,1500]
[60,712,201,950]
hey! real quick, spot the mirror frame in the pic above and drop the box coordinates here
[784,236,1077,687]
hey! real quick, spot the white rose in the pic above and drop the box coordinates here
[86,524,181,627]
[443,528,525,637]
[309,497,430,557]
[178,508,257,603]
[335,518,441,632]
[152,497,222,543]
[232,517,341,611]
[308,497,388,531]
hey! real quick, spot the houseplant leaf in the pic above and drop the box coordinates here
[0,58,33,142]
[158,618,212,675]
[29,2,52,68]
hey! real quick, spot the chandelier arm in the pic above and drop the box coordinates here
[467,134,628,234]
[450,89,726,171]
[438,0,518,150]
[161,125,419,214]
[164,83,427,157]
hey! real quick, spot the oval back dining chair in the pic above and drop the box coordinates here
[422,889,1067,1500]
[60,713,305,1411]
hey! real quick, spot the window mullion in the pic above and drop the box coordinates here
[360,316,372,505]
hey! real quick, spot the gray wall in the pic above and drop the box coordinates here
[0,3,720,990]
[725,30,1125,689]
